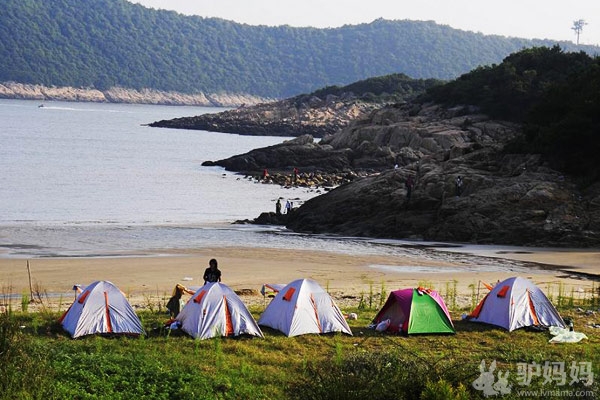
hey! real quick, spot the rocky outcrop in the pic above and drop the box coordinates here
[286,153,600,246]
[202,134,357,174]
[150,94,384,137]
[202,103,519,174]
[0,81,269,107]
[223,102,600,247]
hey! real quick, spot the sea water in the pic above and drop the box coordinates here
[0,99,551,276]
[0,99,322,256]
[0,99,441,260]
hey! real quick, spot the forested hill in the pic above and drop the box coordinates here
[2,0,598,99]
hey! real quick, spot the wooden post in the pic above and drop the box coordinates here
[27,259,34,302]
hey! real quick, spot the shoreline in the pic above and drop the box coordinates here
[0,82,273,107]
[1,245,598,313]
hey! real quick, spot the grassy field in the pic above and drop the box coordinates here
[1,290,599,400]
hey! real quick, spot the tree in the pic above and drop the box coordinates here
[572,19,587,45]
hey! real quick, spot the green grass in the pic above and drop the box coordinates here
[1,300,599,399]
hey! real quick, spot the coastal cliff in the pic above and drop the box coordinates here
[208,102,600,247]
[0,82,270,107]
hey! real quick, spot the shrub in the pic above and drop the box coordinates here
[421,380,469,400]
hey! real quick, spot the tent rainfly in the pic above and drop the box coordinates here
[372,287,455,335]
[176,282,263,340]
[467,277,566,331]
[258,278,352,337]
[59,280,144,338]
[260,283,285,298]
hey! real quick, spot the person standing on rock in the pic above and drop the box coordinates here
[405,175,414,202]
[276,198,282,215]
[455,175,463,197]
[203,258,221,285]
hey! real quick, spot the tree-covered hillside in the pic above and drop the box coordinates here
[422,46,600,183]
[2,0,598,98]
[305,73,442,103]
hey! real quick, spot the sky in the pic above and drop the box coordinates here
[130,0,600,46]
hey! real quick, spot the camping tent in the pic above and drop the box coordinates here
[372,288,455,335]
[258,278,352,337]
[260,283,285,298]
[176,282,263,340]
[468,277,566,331]
[59,280,144,338]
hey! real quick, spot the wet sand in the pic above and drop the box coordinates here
[1,246,598,312]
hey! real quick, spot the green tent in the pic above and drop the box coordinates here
[372,288,455,334]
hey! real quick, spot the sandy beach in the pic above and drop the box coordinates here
[1,245,599,313]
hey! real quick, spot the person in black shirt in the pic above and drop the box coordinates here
[203,258,222,284]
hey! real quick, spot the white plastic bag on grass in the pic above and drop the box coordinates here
[548,326,588,343]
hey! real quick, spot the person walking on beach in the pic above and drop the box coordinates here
[203,258,221,284]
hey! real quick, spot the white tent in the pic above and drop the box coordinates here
[258,278,352,337]
[176,282,263,340]
[59,280,144,338]
[468,277,566,331]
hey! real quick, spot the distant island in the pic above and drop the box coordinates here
[2,0,599,101]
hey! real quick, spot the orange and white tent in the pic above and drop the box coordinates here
[175,282,263,340]
[468,277,566,331]
[59,280,144,338]
[258,278,352,337]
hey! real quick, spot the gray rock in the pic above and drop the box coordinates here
[202,134,355,174]
[150,96,382,137]
[283,104,600,247]
[203,99,598,247]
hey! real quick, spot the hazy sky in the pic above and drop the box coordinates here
[130,0,599,45]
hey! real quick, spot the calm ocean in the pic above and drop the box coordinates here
[0,99,325,257]
[0,99,542,275]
